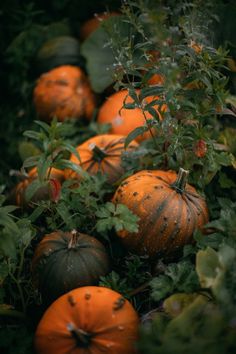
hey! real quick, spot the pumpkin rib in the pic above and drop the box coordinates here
[185,192,209,224]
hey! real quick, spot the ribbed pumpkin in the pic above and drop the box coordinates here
[33,65,96,122]
[32,230,110,304]
[36,36,82,75]
[97,90,167,142]
[35,286,139,354]
[112,168,209,259]
[66,134,139,184]
[15,167,64,207]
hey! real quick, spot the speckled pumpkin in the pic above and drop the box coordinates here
[66,134,139,184]
[35,286,139,354]
[112,168,209,259]
[97,89,167,142]
[15,167,64,207]
[32,230,110,304]
[33,65,96,122]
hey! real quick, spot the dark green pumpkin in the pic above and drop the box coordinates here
[36,36,84,75]
[32,230,110,304]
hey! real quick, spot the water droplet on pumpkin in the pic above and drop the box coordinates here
[118,325,124,331]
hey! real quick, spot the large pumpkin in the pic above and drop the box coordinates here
[97,89,167,142]
[33,65,96,122]
[32,230,110,304]
[66,134,139,184]
[35,286,139,354]
[112,168,209,259]
[15,167,64,207]
[36,36,83,75]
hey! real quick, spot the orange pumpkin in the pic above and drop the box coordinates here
[66,134,139,184]
[35,286,139,354]
[97,89,167,142]
[80,12,120,41]
[112,168,209,259]
[15,167,64,207]
[33,65,96,122]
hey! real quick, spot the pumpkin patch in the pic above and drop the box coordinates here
[1,1,236,353]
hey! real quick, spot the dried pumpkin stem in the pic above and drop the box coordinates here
[67,323,92,347]
[171,168,189,193]
[68,230,79,249]
[92,145,107,162]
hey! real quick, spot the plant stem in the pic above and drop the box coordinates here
[171,168,189,193]
[92,145,107,162]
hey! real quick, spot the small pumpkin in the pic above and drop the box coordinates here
[36,36,83,75]
[35,286,139,354]
[33,65,96,122]
[32,230,110,304]
[112,168,209,259]
[66,134,139,184]
[97,89,167,142]
[15,167,64,207]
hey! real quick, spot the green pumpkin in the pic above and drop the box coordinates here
[35,36,84,74]
[32,230,110,304]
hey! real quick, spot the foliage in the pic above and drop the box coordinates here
[1,0,236,353]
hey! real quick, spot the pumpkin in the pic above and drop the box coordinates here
[36,36,83,75]
[97,89,167,142]
[65,134,139,184]
[112,168,209,259]
[32,230,110,304]
[15,167,64,207]
[33,65,96,122]
[35,286,139,354]
[80,12,120,41]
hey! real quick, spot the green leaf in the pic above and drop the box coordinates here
[196,247,221,288]
[81,16,136,93]
[24,179,42,202]
[22,155,40,169]
[124,126,148,148]
[53,159,88,178]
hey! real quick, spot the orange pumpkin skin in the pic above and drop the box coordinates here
[33,65,96,122]
[112,169,209,259]
[66,134,139,184]
[97,90,167,142]
[35,286,139,354]
[15,167,64,207]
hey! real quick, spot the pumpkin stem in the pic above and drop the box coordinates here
[92,145,107,162]
[171,168,189,193]
[68,230,79,249]
[67,323,92,348]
